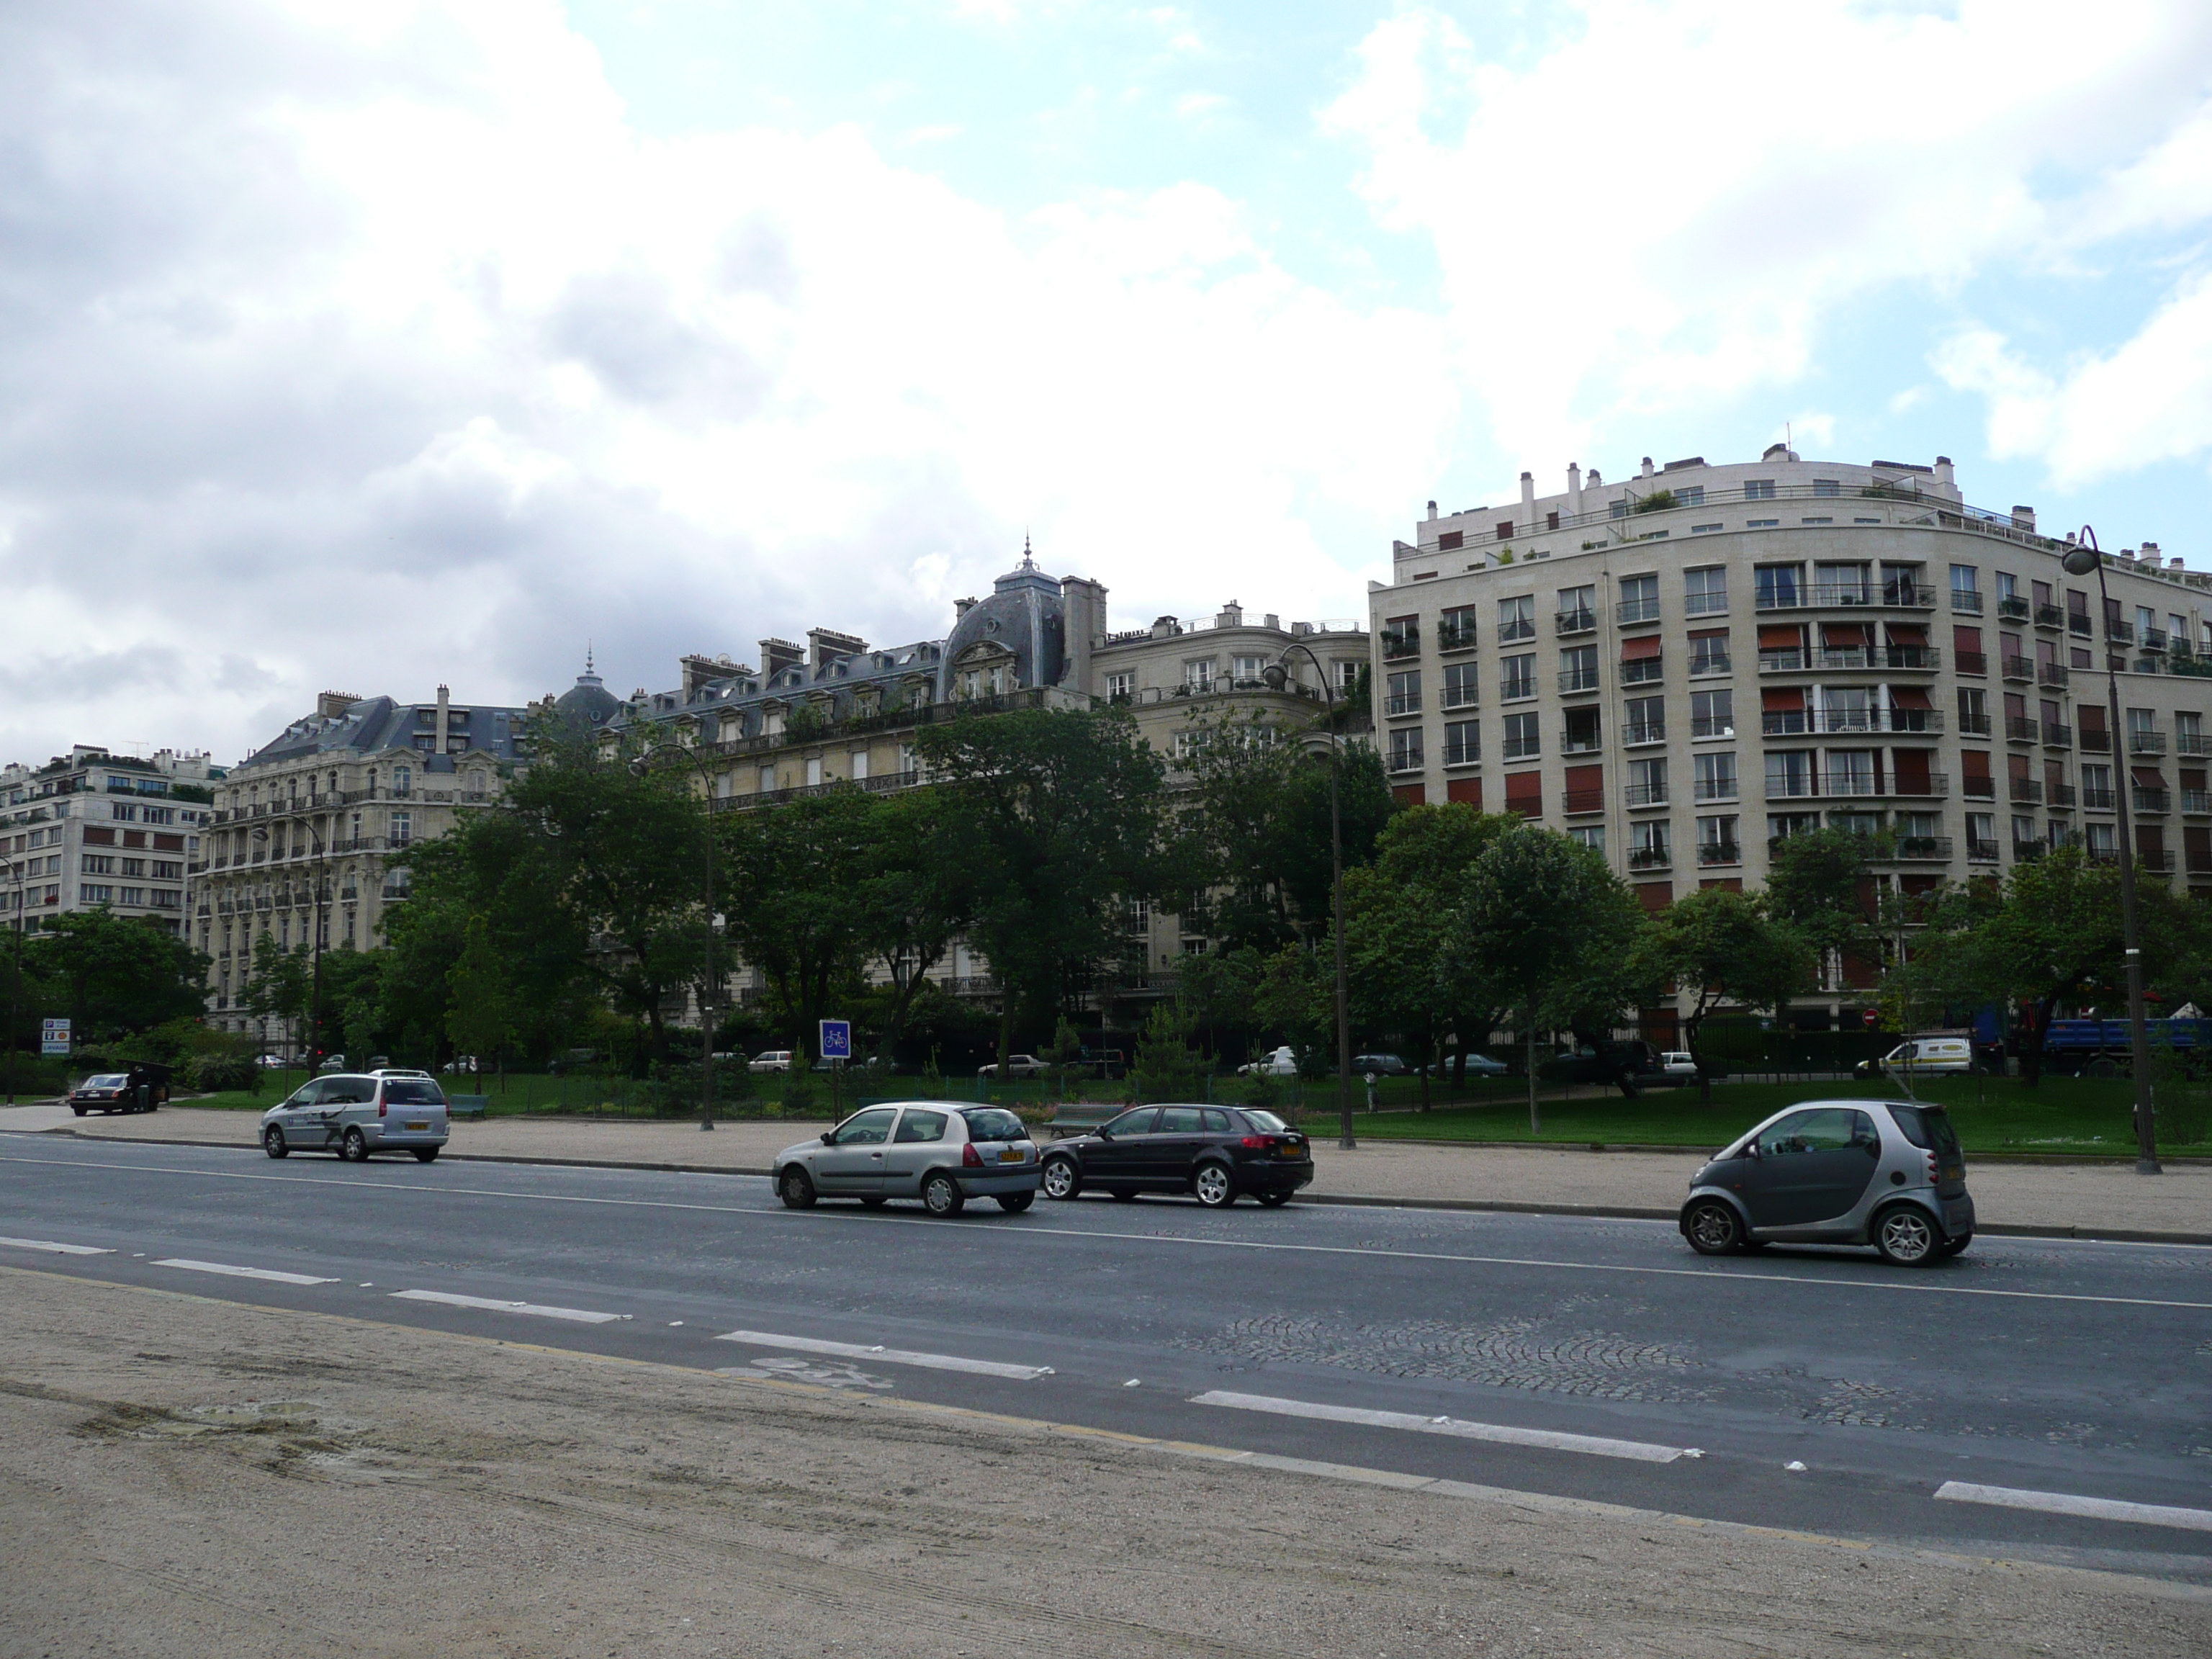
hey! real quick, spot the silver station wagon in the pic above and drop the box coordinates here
[261,1073,451,1163]
[775,1103,1040,1215]
[1680,1097,1974,1265]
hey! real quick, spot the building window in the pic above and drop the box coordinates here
[1560,644,1599,693]
[1676,485,1705,506]
[1624,695,1665,746]
[81,855,114,875]
[1826,750,1878,796]
[1334,660,1360,691]
[1568,825,1605,854]
[1498,595,1536,643]
[1439,605,1479,649]
[1442,661,1480,710]
[80,884,114,904]
[1444,720,1479,767]
[1767,751,1815,799]
[1232,654,1266,683]
[850,749,870,782]
[1106,670,1134,702]
[1696,816,1741,863]
[1502,712,1539,760]
[1184,660,1215,693]
[1745,479,1776,500]
[112,802,137,822]
[1627,757,1668,807]
[1563,707,1601,753]
[1812,479,1840,497]
[1388,727,1424,773]
[1694,752,1738,801]
[390,812,411,847]
[1694,690,1737,740]
[805,757,824,787]
[1629,819,1671,869]
[1689,629,1730,676]
[1684,566,1727,616]
[1385,670,1421,716]
[1556,585,1596,632]
[1500,655,1535,701]
[1754,564,1802,609]
[1618,573,1660,624]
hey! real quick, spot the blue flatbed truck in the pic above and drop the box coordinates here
[2041,1017,2202,1076]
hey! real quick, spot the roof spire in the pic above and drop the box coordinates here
[1020,531,1036,570]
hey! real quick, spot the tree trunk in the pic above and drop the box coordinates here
[1418,1041,1431,1112]
[1525,1009,1539,1133]
[2020,994,2055,1088]
[1689,1010,1712,1105]
[995,996,1015,1096]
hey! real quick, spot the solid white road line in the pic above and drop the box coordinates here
[390,1289,625,1324]
[1191,1390,1696,1464]
[153,1257,336,1286]
[12,1153,2211,1311]
[716,1329,1048,1380]
[1936,1481,2212,1534]
[0,1236,112,1255]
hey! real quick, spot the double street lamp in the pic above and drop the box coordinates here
[253,820,328,1074]
[2062,530,2159,1175]
[1259,645,1357,1152]
[632,742,723,1133]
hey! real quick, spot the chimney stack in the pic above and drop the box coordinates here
[1426,499,1437,521]
[1519,471,1536,526]
[435,684,451,753]
[1566,462,1583,518]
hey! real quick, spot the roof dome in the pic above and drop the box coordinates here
[938,546,1066,700]
[552,652,621,732]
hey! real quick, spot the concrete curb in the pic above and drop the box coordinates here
[45,1128,2212,1246]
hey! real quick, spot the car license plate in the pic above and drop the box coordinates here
[404,1120,429,1131]
[999,1148,1024,1162]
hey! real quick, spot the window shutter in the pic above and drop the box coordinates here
[1504,772,1542,817]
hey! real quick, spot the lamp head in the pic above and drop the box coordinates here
[251,826,269,844]
[2060,547,2100,577]
[1260,662,1290,692]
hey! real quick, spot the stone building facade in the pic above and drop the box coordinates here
[0,747,222,938]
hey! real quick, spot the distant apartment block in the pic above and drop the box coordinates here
[0,746,222,938]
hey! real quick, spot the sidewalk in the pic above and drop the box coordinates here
[12,1105,2210,1243]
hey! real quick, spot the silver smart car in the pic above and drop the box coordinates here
[774,1103,1040,1216]
[261,1073,451,1163]
[1679,1097,1973,1264]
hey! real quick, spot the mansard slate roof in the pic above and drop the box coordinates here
[243,696,528,772]
[617,553,1073,741]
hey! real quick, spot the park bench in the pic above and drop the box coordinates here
[446,1095,490,1120]
[1043,1102,1123,1138]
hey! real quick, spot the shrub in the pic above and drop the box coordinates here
[184,1052,260,1094]
[781,1069,819,1116]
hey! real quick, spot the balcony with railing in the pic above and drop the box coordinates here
[2038,662,2069,689]
[1560,728,1604,755]
[1627,845,1673,871]
[1563,786,1604,814]
[1555,608,1597,637]
[2081,786,2116,811]
[1950,588,1983,613]
[2136,786,2173,814]
[1496,617,1536,645]
[1623,782,1669,808]
[1440,685,1479,711]
[2131,728,2167,755]
[2177,732,2209,757]
[2005,715,2038,742]
[2185,789,2212,815]
[2009,777,2044,804]
[1696,841,1743,866]
[1558,666,1601,694]
[1684,590,1729,618]
[2043,721,2072,748]
[1619,656,1665,685]
[1384,693,1422,718]
[2107,618,2136,645]
[1761,708,1945,737]
[1443,735,1480,768]
[2035,603,2064,629]
[1997,595,2031,623]
[1889,835,1954,861]
[1616,597,1663,626]
[1956,650,1987,675]
[1753,582,1933,613]
[1434,619,1479,653]
[1967,835,2001,861]
[2138,848,2177,873]
[1690,714,1737,739]
[2080,727,2113,753]
[2069,611,2092,637]
[1381,627,1421,660]
[1688,650,1732,678]
[1891,772,1948,798]
[2000,655,2033,682]
[2047,782,2078,808]
[1622,721,1666,747]
[2144,626,2171,652]
[1758,646,1941,674]
[2013,837,2047,860]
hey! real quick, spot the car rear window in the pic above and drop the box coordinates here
[1887,1102,1960,1156]
[959,1108,1027,1143]
[1236,1110,1290,1133]
[85,1074,128,1089]
[380,1079,447,1106]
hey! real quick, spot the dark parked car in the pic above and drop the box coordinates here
[1352,1052,1408,1076]
[68,1062,171,1115]
[1039,1105,1313,1208]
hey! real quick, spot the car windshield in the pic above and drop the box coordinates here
[1887,1103,1961,1157]
[84,1074,128,1089]
[380,1079,446,1106]
[960,1108,1028,1143]
[1237,1110,1290,1133]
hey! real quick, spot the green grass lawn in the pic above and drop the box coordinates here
[1298,1074,2211,1157]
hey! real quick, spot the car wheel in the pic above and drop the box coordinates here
[1040,1157,1081,1200]
[1682,1198,1743,1256]
[341,1128,369,1163]
[997,1192,1034,1213]
[413,1147,439,1163]
[262,1126,289,1159]
[1193,1163,1236,1208]
[71,1105,86,1117]
[778,1166,817,1208]
[1872,1204,1941,1266]
[1937,1231,1972,1258]
[922,1172,966,1216]
[1256,1191,1292,1208]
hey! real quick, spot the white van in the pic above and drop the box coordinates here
[1879,1036,1974,1076]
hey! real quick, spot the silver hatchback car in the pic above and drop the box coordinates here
[1679,1097,1973,1265]
[261,1073,451,1163]
[775,1103,1040,1215]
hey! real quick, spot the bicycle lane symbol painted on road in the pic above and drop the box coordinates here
[720,1356,894,1390]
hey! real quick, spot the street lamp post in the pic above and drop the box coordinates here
[1260,646,1357,1151]
[253,822,328,1076]
[2063,529,2158,1175]
[4,854,24,1105]
[634,742,722,1132]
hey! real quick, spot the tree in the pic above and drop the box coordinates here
[445,914,520,1070]
[854,789,977,1058]
[1130,999,1205,1102]
[1766,827,1882,983]
[1340,804,1521,1107]
[1887,850,2205,1085]
[239,935,310,1053]
[717,788,877,1060]
[916,707,1174,1064]
[26,909,210,1044]
[1445,828,1647,1129]
[1632,886,1816,1102]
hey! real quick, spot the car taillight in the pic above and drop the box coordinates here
[1925,1151,1938,1181]
[379,1094,388,1118]
[962,1143,983,1168]
[1241,1135,1278,1151]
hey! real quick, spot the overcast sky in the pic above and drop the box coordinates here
[5,0,2211,768]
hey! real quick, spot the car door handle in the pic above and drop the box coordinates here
[869,1151,883,1160]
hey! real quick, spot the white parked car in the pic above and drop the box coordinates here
[977,1054,1046,1079]
[1240,1045,1300,1077]
[749,1051,793,1074]
[1658,1051,1700,1084]
[773,1103,1040,1216]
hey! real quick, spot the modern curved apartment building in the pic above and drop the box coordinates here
[1367,445,2212,1017]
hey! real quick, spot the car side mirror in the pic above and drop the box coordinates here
[1745,1141,1761,1160]
[819,1130,835,1144]
[1097,1127,1113,1141]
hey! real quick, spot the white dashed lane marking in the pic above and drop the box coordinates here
[1936,1481,2212,1533]
[390,1289,626,1324]
[1191,1390,1699,1464]
[0,1236,112,1256]
[716,1329,1050,1381]
[153,1258,337,1285]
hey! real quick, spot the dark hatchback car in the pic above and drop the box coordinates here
[1039,1105,1313,1208]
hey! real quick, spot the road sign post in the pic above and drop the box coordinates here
[819,1020,851,1115]
[40,1018,70,1059]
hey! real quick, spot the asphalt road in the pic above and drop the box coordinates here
[4,1131,2209,1584]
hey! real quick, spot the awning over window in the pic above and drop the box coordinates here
[1622,634,1661,661]
[1761,688,1805,711]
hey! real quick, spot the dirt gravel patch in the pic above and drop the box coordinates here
[0,1265,2204,1658]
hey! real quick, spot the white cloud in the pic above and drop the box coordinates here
[1933,271,2212,487]
[0,0,1451,765]
[1321,0,2212,474]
